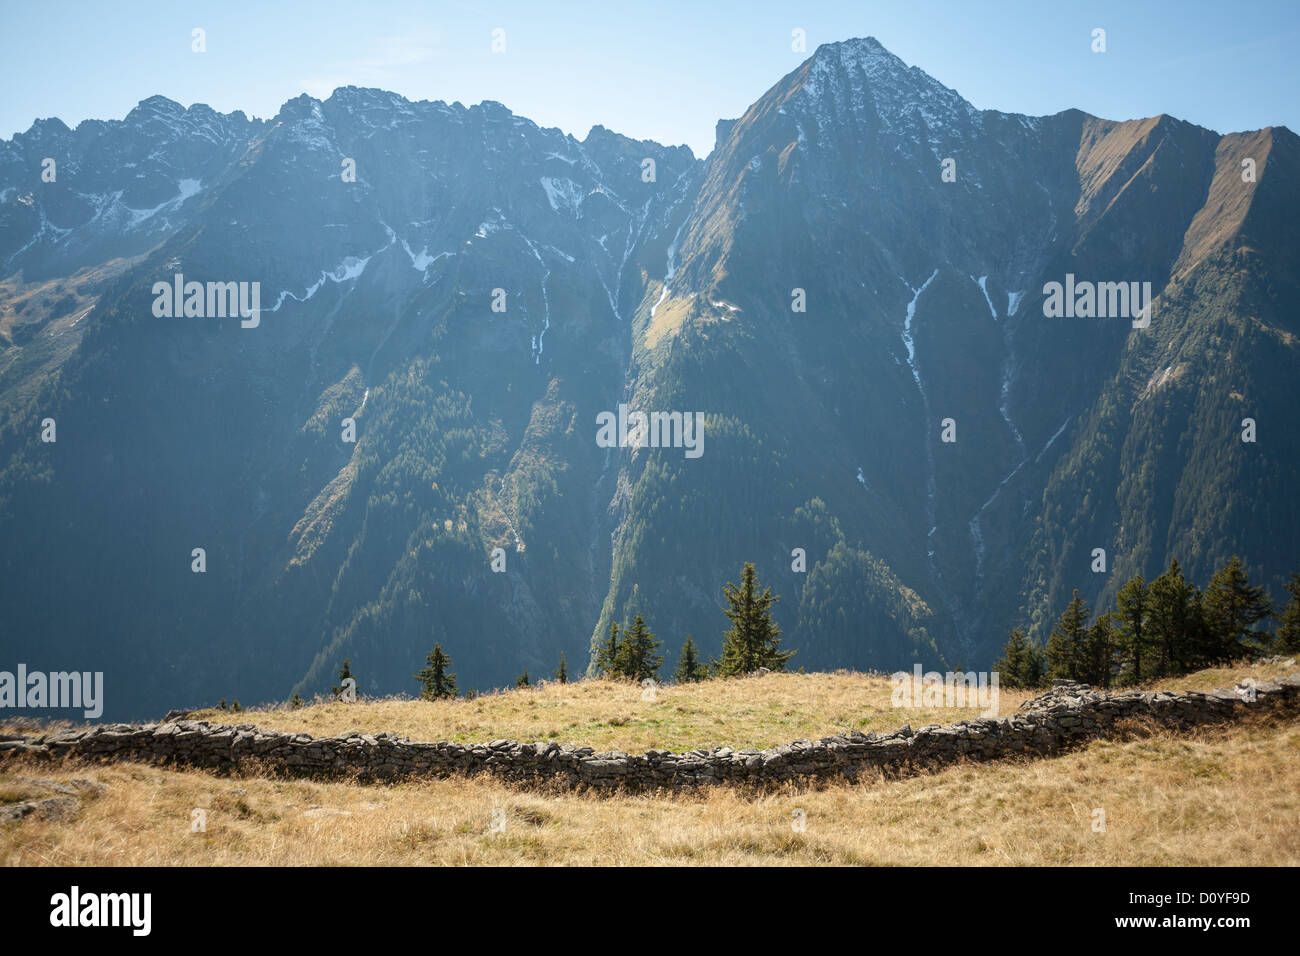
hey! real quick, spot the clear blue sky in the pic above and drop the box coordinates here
[2,0,1296,155]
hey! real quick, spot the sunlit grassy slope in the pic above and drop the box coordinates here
[169,661,1297,754]
[3,661,1296,866]
[2,711,1296,865]
[187,672,1032,752]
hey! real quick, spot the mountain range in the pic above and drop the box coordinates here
[2,37,1296,719]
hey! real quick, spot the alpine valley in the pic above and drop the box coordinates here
[1,38,1296,720]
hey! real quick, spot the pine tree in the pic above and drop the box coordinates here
[414,643,457,699]
[714,562,794,676]
[1084,613,1116,688]
[515,670,530,688]
[674,635,707,683]
[1200,556,1273,663]
[1275,573,1300,653]
[1190,587,1214,668]
[289,692,303,709]
[555,652,568,684]
[994,628,1043,688]
[1114,574,1150,684]
[1148,559,1196,677]
[618,614,662,682]
[331,659,355,698]
[596,621,621,677]
[1046,589,1090,682]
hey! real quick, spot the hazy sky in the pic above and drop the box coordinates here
[2,0,1297,156]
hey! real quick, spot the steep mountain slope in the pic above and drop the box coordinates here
[1022,124,1300,637]
[1,38,1295,719]
[0,88,699,717]
[596,37,1299,667]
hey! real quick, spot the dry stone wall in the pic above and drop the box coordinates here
[3,676,1297,791]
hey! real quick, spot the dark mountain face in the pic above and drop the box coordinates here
[1,38,1296,719]
[607,37,1299,672]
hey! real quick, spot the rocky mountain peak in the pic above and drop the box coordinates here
[793,36,979,140]
[124,94,187,122]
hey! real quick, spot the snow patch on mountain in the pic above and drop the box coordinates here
[649,216,687,320]
[270,254,372,312]
[901,269,939,392]
[518,233,552,365]
[125,178,203,229]
[974,275,997,319]
[399,238,453,272]
[900,268,942,576]
[540,176,584,216]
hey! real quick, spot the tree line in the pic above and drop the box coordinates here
[297,555,1296,707]
[394,561,795,700]
[996,556,1300,689]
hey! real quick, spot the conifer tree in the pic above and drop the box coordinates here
[1046,589,1090,682]
[1148,559,1196,676]
[1200,556,1273,663]
[332,659,355,698]
[1275,573,1300,653]
[714,562,794,676]
[596,620,621,677]
[1085,613,1116,688]
[414,643,457,699]
[1114,573,1150,684]
[674,635,707,683]
[994,628,1043,688]
[515,670,530,688]
[1188,588,1213,669]
[555,652,568,684]
[619,614,662,682]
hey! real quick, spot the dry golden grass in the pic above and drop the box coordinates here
[165,660,1298,755]
[180,672,1037,753]
[3,661,1295,865]
[0,781,44,805]
[2,714,1296,865]
[3,660,1291,757]
[1144,660,1294,693]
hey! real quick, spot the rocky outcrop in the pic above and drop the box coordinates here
[0,776,107,823]
[3,676,1296,791]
